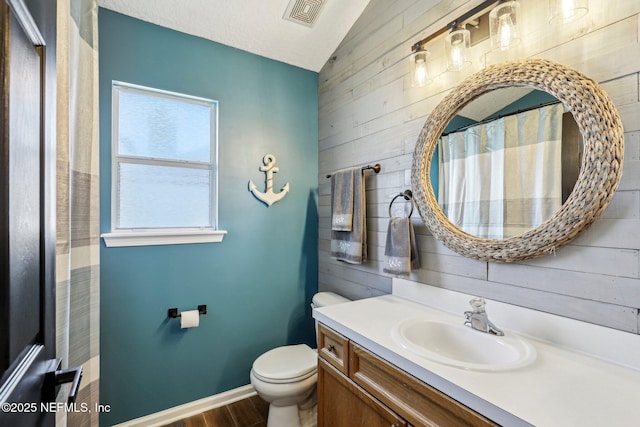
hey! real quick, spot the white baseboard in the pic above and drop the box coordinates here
[113,384,257,427]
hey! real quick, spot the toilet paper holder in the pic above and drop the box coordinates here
[168,305,207,319]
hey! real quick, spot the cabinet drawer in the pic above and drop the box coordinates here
[318,324,349,375]
[349,342,498,427]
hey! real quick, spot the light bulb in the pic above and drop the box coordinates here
[414,59,429,87]
[450,44,464,69]
[497,14,516,50]
[562,0,576,19]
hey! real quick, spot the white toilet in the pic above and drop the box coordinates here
[250,292,350,427]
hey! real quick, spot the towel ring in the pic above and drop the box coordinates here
[389,190,414,218]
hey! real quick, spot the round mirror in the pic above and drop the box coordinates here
[412,59,624,262]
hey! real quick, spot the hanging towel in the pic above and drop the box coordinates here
[331,169,355,231]
[331,169,367,264]
[383,217,420,276]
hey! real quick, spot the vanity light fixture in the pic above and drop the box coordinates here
[410,0,521,83]
[549,0,588,24]
[445,26,471,71]
[410,47,431,87]
[489,1,520,51]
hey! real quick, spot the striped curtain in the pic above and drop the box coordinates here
[56,0,100,425]
[438,103,565,239]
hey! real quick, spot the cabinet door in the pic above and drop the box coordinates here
[318,358,407,427]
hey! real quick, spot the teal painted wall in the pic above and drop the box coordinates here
[98,9,319,425]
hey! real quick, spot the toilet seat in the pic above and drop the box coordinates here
[252,344,317,384]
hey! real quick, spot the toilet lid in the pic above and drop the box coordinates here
[252,344,317,383]
[312,292,350,308]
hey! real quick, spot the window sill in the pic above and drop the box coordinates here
[101,230,228,247]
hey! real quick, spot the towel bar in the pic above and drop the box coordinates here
[326,163,381,178]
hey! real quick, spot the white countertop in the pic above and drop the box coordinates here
[312,279,640,427]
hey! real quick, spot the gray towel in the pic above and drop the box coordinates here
[383,217,420,276]
[331,169,354,231]
[330,169,367,264]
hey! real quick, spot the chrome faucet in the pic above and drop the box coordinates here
[464,297,504,336]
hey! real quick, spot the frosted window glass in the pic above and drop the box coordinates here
[117,163,211,229]
[112,82,218,234]
[118,91,211,163]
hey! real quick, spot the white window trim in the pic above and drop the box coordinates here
[103,81,226,247]
[102,229,227,248]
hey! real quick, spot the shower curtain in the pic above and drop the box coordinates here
[56,0,100,425]
[438,103,565,239]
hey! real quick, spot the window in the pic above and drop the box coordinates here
[102,82,226,247]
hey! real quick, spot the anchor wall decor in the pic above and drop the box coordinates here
[248,154,290,207]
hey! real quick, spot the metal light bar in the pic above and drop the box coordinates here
[411,0,500,51]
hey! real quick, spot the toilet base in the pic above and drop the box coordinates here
[267,403,300,427]
[263,387,317,427]
[250,367,317,427]
[298,388,317,427]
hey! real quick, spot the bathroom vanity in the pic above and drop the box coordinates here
[313,279,640,427]
[317,323,496,426]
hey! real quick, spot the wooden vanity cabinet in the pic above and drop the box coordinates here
[318,359,407,427]
[317,324,498,427]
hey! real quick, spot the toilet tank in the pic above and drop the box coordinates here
[311,292,350,309]
[311,292,350,344]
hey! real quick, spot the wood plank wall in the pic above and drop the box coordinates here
[317,0,640,334]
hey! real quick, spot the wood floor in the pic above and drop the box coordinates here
[161,395,269,427]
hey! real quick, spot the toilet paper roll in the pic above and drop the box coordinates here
[180,310,200,329]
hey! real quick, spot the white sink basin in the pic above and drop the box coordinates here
[391,318,536,371]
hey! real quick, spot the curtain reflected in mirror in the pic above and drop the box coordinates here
[430,86,583,240]
[438,103,566,239]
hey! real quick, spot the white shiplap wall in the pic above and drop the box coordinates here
[317,0,640,334]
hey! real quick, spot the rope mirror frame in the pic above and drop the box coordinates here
[411,58,624,262]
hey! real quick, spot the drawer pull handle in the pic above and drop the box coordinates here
[327,344,336,353]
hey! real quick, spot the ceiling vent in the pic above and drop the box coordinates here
[283,0,326,28]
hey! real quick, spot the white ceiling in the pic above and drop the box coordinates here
[97,0,372,72]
